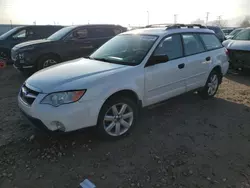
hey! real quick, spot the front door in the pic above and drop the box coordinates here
[144,34,187,106]
[63,27,95,60]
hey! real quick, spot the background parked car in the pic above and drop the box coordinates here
[222,28,235,36]
[226,28,244,39]
[12,24,127,73]
[223,28,250,70]
[0,25,64,62]
[207,26,226,42]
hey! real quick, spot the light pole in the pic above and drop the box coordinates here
[147,11,149,25]
[206,12,209,26]
[174,14,177,24]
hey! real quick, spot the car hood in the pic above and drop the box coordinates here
[222,40,250,51]
[13,39,51,49]
[25,58,128,93]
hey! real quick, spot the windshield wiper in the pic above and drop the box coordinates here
[86,56,134,66]
[88,57,112,63]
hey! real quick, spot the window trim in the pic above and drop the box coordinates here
[198,33,223,52]
[145,32,225,68]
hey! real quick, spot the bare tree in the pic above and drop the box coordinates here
[240,16,250,27]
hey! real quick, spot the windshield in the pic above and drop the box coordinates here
[0,27,21,40]
[89,34,158,65]
[47,26,75,41]
[229,29,242,36]
[233,29,250,40]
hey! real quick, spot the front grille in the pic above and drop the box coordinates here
[228,49,250,63]
[20,84,39,105]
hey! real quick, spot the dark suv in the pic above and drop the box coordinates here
[0,25,63,62]
[12,24,127,73]
[207,26,226,42]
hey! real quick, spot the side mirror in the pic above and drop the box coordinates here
[147,55,169,66]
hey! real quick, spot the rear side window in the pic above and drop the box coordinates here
[88,28,114,38]
[182,34,205,56]
[199,34,222,50]
[154,34,183,60]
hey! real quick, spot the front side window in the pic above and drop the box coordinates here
[74,29,88,39]
[199,34,222,50]
[182,34,205,56]
[12,29,26,39]
[90,34,158,65]
[233,29,250,40]
[154,35,183,60]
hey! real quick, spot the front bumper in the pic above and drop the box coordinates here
[228,49,250,69]
[13,59,35,70]
[18,92,99,132]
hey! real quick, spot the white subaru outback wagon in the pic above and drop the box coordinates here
[18,24,229,139]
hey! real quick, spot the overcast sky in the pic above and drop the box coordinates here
[0,0,249,26]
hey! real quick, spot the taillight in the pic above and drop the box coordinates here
[225,48,229,56]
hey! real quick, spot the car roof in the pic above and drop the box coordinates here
[73,24,125,28]
[122,27,214,37]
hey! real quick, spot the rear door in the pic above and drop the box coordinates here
[181,33,209,91]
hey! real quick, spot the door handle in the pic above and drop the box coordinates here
[178,63,185,69]
[205,56,211,61]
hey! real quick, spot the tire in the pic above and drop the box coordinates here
[96,97,138,140]
[199,70,220,99]
[37,55,60,70]
[0,50,9,60]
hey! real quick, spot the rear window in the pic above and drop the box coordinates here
[199,34,222,50]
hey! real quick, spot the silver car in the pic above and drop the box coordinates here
[223,28,250,69]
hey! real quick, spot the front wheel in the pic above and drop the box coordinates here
[37,55,59,70]
[199,71,220,99]
[96,97,138,140]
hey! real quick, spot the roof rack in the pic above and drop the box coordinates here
[166,24,207,30]
[145,23,172,28]
[145,23,207,30]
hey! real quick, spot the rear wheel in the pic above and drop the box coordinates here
[37,55,60,70]
[199,70,220,99]
[96,97,138,140]
[0,49,9,60]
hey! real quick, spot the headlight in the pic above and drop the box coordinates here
[18,53,24,60]
[41,90,86,107]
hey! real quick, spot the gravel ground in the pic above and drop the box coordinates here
[0,66,250,188]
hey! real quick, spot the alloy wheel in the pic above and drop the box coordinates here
[43,59,57,68]
[207,74,218,96]
[103,103,134,136]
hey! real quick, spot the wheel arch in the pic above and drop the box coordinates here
[36,52,61,64]
[104,89,142,107]
[211,65,223,84]
[97,89,142,121]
